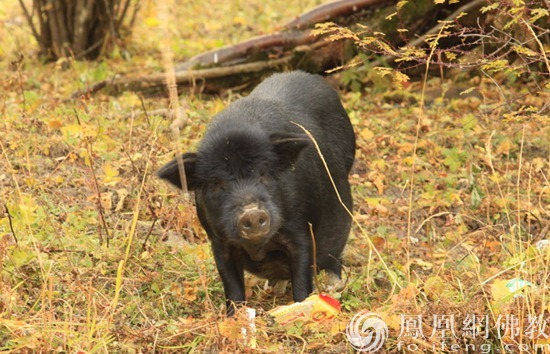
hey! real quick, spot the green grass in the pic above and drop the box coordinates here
[1,0,549,353]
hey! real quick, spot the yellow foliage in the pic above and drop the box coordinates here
[144,17,160,27]
[512,45,538,57]
[47,119,63,129]
[495,138,514,155]
[61,124,83,141]
[233,16,247,26]
[360,127,374,141]
[103,162,120,186]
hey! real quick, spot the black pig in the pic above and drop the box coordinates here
[158,71,355,315]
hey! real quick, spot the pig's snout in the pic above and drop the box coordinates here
[238,204,270,239]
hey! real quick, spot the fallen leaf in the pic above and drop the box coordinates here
[360,127,374,141]
[47,119,63,129]
[100,192,113,211]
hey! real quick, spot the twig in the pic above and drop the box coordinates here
[137,93,150,126]
[18,0,45,54]
[73,107,111,246]
[516,126,525,244]
[141,195,160,251]
[540,186,550,218]
[522,18,550,76]
[414,211,454,235]
[308,222,320,293]
[39,247,89,255]
[485,131,514,238]
[292,121,402,290]
[87,141,111,247]
[480,68,513,112]
[410,0,486,48]
[4,204,18,244]
[367,0,486,68]
[141,219,157,251]
[15,57,26,111]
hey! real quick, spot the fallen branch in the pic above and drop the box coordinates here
[70,0,392,98]
[177,0,392,70]
[70,0,491,98]
[71,56,292,98]
[282,0,389,30]
[175,30,312,71]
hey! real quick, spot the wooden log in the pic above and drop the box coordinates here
[177,0,394,71]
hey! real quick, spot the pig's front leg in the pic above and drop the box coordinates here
[287,238,313,302]
[211,242,245,316]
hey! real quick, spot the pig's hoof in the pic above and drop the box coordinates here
[272,280,289,295]
[314,271,346,292]
[264,280,289,296]
[326,272,346,292]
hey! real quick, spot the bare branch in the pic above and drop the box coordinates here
[283,0,393,30]
[176,30,312,71]
[18,0,44,53]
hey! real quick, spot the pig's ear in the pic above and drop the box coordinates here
[270,133,310,170]
[157,153,199,191]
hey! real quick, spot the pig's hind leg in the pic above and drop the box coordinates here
[314,211,351,292]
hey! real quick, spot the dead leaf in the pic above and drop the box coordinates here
[115,188,128,212]
[360,127,374,141]
[495,138,514,156]
[103,162,120,186]
[47,119,63,129]
[100,192,113,211]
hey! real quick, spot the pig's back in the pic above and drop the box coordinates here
[248,71,355,172]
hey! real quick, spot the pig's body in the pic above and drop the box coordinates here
[158,71,355,314]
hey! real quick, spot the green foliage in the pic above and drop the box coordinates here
[442,147,468,172]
